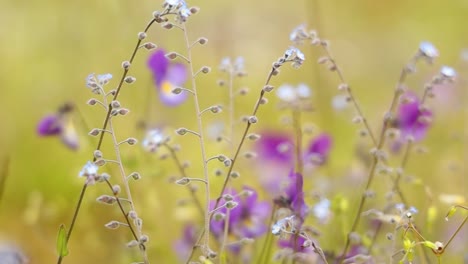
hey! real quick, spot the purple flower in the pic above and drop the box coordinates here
[37,104,79,150]
[304,133,332,165]
[210,186,270,252]
[147,49,188,106]
[173,224,197,261]
[283,171,308,220]
[397,92,432,141]
[278,233,311,253]
[255,131,294,164]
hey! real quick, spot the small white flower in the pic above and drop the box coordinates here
[79,161,99,178]
[440,66,456,79]
[296,83,311,99]
[97,73,113,85]
[289,24,309,43]
[332,94,349,110]
[179,6,191,21]
[142,129,166,152]
[419,41,439,58]
[313,199,331,222]
[276,84,297,102]
[234,56,245,73]
[165,0,182,6]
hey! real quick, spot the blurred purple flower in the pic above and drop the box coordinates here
[255,131,294,164]
[210,186,270,252]
[398,92,432,141]
[147,49,188,106]
[305,133,332,165]
[256,131,332,166]
[37,104,79,150]
[282,171,308,220]
[173,224,197,261]
[278,234,311,253]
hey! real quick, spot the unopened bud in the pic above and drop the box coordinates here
[112,185,121,195]
[87,98,97,105]
[201,66,211,74]
[94,159,106,166]
[175,177,190,185]
[93,150,103,159]
[247,133,261,141]
[105,220,120,229]
[126,138,138,145]
[122,61,131,70]
[248,116,258,124]
[172,87,183,94]
[229,171,240,179]
[162,23,173,29]
[166,52,177,60]
[126,240,139,248]
[111,100,121,108]
[223,159,232,167]
[263,85,274,92]
[143,42,157,50]
[96,195,116,205]
[119,108,130,115]
[197,37,208,45]
[138,32,147,40]
[124,76,136,84]
[89,128,100,136]
[128,172,141,180]
[210,105,222,113]
[176,128,187,135]
[225,201,238,209]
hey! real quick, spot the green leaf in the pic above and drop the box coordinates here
[56,224,69,257]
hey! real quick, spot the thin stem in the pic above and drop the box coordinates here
[292,109,303,176]
[57,17,158,264]
[444,215,467,250]
[228,69,235,154]
[162,143,204,216]
[219,208,231,258]
[108,109,149,262]
[186,67,277,263]
[257,205,277,263]
[320,44,377,147]
[339,59,415,262]
[182,23,211,255]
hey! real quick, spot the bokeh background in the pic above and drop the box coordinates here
[0,0,467,263]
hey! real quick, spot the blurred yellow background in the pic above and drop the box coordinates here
[0,0,466,263]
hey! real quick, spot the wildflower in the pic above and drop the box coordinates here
[142,129,166,152]
[440,66,456,80]
[312,199,331,223]
[419,41,439,59]
[284,47,305,68]
[86,73,112,94]
[79,161,99,185]
[147,49,188,106]
[210,186,270,252]
[255,131,294,164]
[173,224,197,261]
[289,24,309,44]
[282,171,307,220]
[397,92,432,141]
[304,133,332,165]
[0,243,28,264]
[37,103,79,151]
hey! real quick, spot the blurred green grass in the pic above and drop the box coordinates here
[0,0,466,263]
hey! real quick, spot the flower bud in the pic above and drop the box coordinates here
[201,66,211,74]
[124,76,136,84]
[111,100,121,108]
[176,128,187,135]
[105,220,120,229]
[138,32,147,40]
[262,85,274,92]
[122,61,131,70]
[248,116,258,124]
